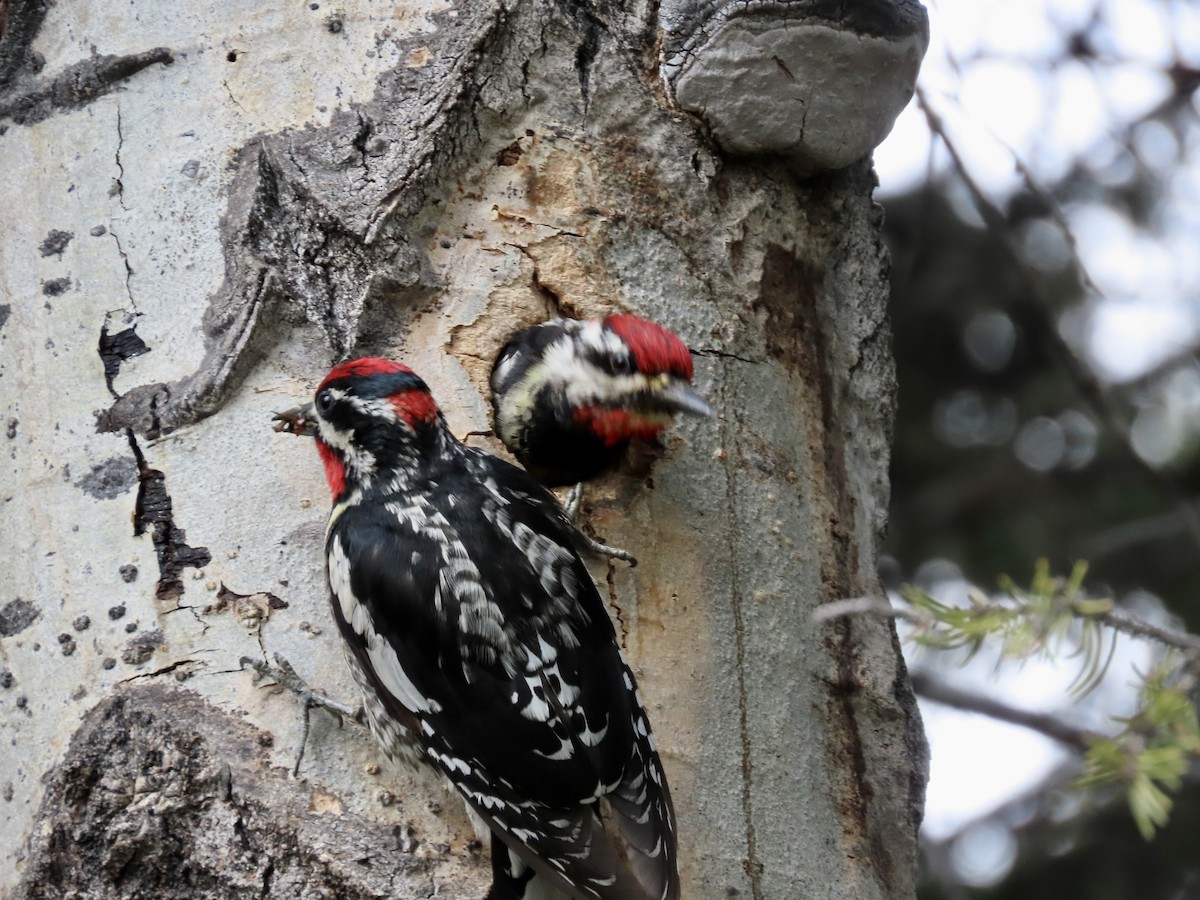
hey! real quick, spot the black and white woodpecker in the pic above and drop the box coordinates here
[282,358,680,900]
[489,315,713,487]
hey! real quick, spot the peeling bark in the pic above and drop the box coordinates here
[126,430,212,603]
[13,685,483,899]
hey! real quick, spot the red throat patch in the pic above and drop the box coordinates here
[572,406,668,446]
[604,314,694,380]
[316,439,346,499]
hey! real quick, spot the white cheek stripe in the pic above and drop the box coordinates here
[541,340,653,407]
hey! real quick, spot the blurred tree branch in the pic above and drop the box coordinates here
[916,87,1200,552]
[908,670,1094,753]
[820,564,1200,837]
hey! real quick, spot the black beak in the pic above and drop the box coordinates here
[273,402,318,437]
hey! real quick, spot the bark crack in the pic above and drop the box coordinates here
[222,80,248,114]
[691,346,760,365]
[116,658,197,684]
[114,104,128,210]
[107,105,140,309]
[109,229,136,306]
[604,560,630,646]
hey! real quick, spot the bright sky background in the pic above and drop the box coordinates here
[872,0,1200,883]
[877,0,1200,385]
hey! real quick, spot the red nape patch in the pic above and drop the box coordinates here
[573,406,667,446]
[320,357,413,390]
[604,314,694,380]
[316,439,346,499]
[389,390,439,427]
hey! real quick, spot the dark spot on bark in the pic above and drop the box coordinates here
[325,14,343,32]
[226,50,238,62]
[39,229,73,257]
[180,159,199,178]
[0,669,12,688]
[98,322,150,396]
[127,432,211,601]
[74,615,91,631]
[89,225,107,237]
[15,695,28,710]
[125,622,138,633]
[58,633,77,656]
[75,456,138,499]
[226,586,292,612]
[108,604,126,620]
[0,598,39,636]
[496,140,522,166]
[102,657,116,669]
[119,564,138,583]
[753,245,823,375]
[6,418,16,439]
[0,304,10,332]
[42,276,71,296]
[121,628,164,665]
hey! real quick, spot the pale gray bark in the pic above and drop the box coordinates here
[0,0,926,897]
[660,0,929,172]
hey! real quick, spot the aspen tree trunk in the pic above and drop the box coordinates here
[0,1,928,896]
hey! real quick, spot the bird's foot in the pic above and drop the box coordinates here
[576,532,638,565]
[563,483,585,520]
[561,483,637,565]
[241,653,364,726]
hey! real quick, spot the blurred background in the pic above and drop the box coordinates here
[871,0,1200,896]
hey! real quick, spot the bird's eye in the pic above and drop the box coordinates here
[610,354,636,376]
[316,389,334,412]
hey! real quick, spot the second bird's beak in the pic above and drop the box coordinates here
[273,402,319,437]
[639,376,715,419]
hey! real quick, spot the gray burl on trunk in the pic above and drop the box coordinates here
[0,0,928,897]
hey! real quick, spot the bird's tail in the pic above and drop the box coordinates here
[485,831,570,900]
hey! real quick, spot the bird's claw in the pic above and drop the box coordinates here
[560,484,637,565]
[563,483,584,520]
[577,533,638,566]
[241,653,364,726]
